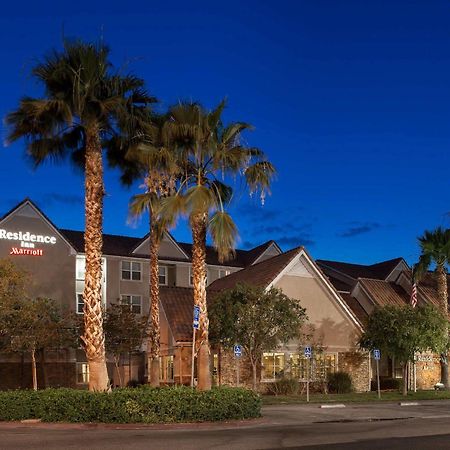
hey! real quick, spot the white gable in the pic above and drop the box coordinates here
[252,242,282,265]
[132,232,188,260]
[284,254,315,278]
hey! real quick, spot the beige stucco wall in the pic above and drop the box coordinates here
[0,205,76,313]
[275,274,360,352]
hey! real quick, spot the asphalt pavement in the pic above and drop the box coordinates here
[2,401,450,449]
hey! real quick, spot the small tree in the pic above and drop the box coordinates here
[209,283,307,390]
[104,304,148,387]
[359,305,448,395]
[0,297,69,390]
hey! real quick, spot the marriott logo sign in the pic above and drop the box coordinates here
[0,229,57,247]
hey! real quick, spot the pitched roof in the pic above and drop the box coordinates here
[159,287,194,342]
[317,257,405,281]
[340,292,368,326]
[358,278,410,308]
[177,240,277,268]
[208,246,303,291]
[60,229,142,257]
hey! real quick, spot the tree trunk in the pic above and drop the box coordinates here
[191,212,211,391]
[114,355,123,387]
[251,359,257,391]
[31,348,37,391]
[436,264,449,388]
[402,362,408,396]
[82,125,109,392]
[148,218,161,387]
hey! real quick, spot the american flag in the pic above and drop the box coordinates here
[411,282,418,308]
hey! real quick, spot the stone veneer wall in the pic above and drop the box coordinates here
[217,350,255,389]
[414,353,440,389]
[337,351,370,392]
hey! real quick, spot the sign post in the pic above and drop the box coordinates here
[234,345,242,387]
[373,349,381,399]
[304,346,312,402]
[191,305,200,388]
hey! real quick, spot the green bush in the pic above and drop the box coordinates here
[266,377,300,396]
[0,386,261,423]
[371,377,402,391]
[327,371,353,394]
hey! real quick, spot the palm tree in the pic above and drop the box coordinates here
[414,227,450,388]
[6,40,154,391]
[121,114,179,386]
[163,100,275,390]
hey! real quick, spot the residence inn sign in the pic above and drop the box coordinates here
[0,228,57,256]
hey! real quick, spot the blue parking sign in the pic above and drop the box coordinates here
[234,345,242,358]
[373,349,381,360]
[304,346,312,359]
[193,305,200,329]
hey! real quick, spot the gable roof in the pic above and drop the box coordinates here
[178,240,279,268]
[0,198,76,252]
[317,257,404,280]
[208,246,303,291]
[357,278,411,308]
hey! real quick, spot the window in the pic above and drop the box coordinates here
[159,266,168,285]
[76,256,85,281]
[289,353,337,381]
[218,269,230,279]
[121,261,141,281]
[159,355,174,381]
[76,362,89,384]
[262,352,285,381]
[189,267,208,286]
[121,295,142,314]
[76,293,84,314]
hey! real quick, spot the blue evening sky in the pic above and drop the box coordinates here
[0,0,449,265]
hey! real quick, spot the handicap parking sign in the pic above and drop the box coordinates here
[304,346,312,359]
[373,349,381,360]
[234,345,242,357]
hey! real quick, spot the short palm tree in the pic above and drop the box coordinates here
[6,40,154,391]
[122,113,179,386]
[414,226,450,387]
[163,100,275,390]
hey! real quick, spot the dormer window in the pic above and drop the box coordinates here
[159,266,168,285]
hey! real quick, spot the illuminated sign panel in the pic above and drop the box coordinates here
[0,229,57,257]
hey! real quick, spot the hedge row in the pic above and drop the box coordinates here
[0,386,261,423]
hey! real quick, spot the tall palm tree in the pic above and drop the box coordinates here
[414,227,450,388]
[120,114,179,386]
[6,40,154,391]
[163,100,275,390]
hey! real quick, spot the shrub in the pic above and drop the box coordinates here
[371,377,402,391]
[0,386,261,423]
[327,371,353,394]
[266,377,300,396]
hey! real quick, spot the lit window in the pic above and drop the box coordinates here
[159,266,168,285]
[159,355,174,381]
[289,353,337,381]
[76,293,84,314]
[262,352,285,381]
[76,362,89,384]
[121,261,141,281]
[218,269,230,279]
[189,267,208,286]
[121,295,142,314]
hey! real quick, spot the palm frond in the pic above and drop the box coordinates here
[209,211,238,263]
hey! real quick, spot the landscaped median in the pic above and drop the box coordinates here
[0,386,261,424]
[262,390,450,405]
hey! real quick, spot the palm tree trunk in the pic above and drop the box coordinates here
[82,125,109,392]
[436,264,449,388]
[148,217,161,387]
[191,212,211,391]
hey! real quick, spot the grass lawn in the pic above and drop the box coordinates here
[261,390,450,405]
